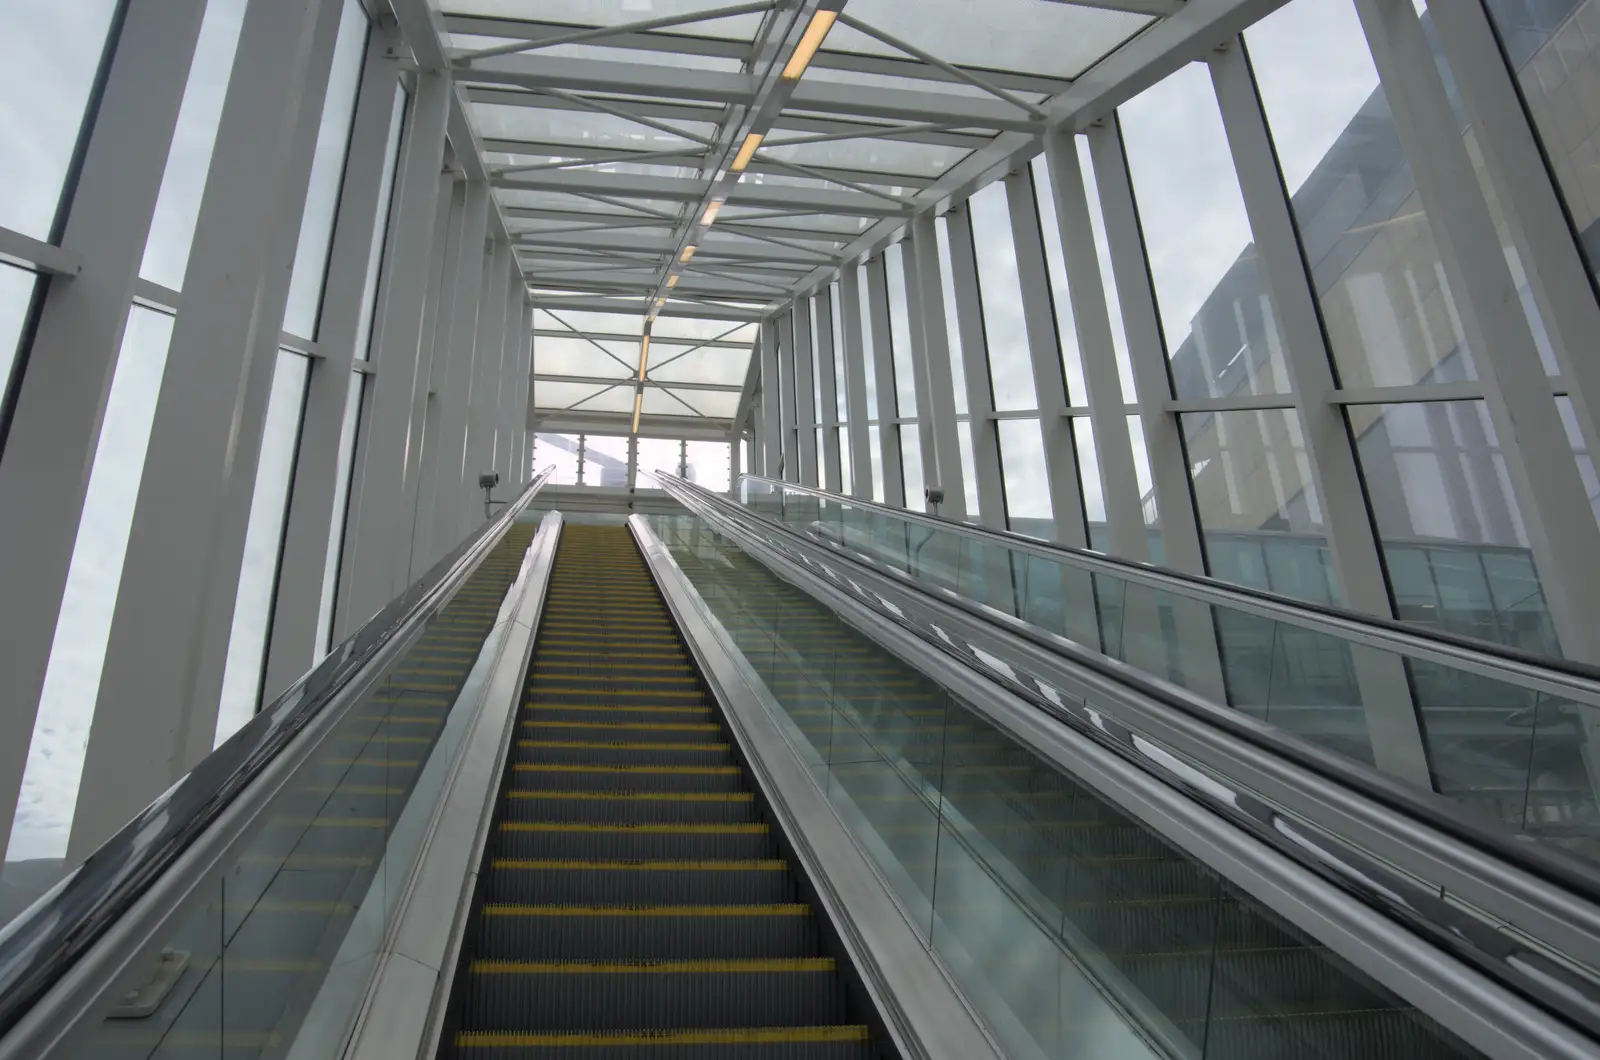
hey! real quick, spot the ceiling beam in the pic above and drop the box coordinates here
[530,409,735,438]
[495,170,910,217]
[535,373,745,393]
[530,294,763,321]
[536,328,751,349]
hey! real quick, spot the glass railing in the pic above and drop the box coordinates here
[0,472,555,1060]
[726,475,1600,865]
[646,509,1483,1060]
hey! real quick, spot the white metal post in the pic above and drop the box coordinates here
[343,69,452,629]
[942,205,1009,530]
[265,30,403,702]
[416,182,489,573]
[0,0,209,858]
[1209,41,1430,782]
[908,213,968,520]
[837,264,875,499]
[814,286,843,492]
[1002,167,1094,548]
[463,241,513,537]
[777,311,798,482]
[792,299,819,486]
[1030,150,1142,557]
[71,0,342,862]
[865,254,907,507]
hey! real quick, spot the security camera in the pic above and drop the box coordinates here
[478,472,500,490]
[924,485,945,506]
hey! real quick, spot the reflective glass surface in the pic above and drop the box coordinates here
[731,476,1600,863]
[651,509,1482,1059]
[969,183,1039,412]
[316,372,365,657]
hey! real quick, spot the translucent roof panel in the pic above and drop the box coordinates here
[534,335,639,378]
[439,1,769,42]
[448,37,746,73]
[818,0,1151,80]
[669,387,741,418]
[570,384,638,413]
[640,387,700,416]
[533,380,612,409]
[649,344,752,385]
[649,317,757,342]
[802,64,1050,102]
[534,308,644,335]
[758,135,970,177]
[472,102,715,151]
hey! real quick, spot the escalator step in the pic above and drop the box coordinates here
[453,1025,874,1059]
[483,860,798,906]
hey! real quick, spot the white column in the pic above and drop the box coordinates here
[777,313,799,482]
[264,30,402,701]
[758,322,782,478]
[463,241,512,537]
[838,265,874,498]
[1080,127,1208,576]
[343,69,452,628]
[792,300,819,486]
[907,214,968,520]
[496,285,528,486]
[729,427,743,492]
[942,204,1008,530]
[0,0,209,857]
[70,0,342,862]
[416,182,490,574]
[865,254,906,506]
[1033,147,1142,557]
[1209,41,1429,783]
[814,286,843,492]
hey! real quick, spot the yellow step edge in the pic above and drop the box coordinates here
[480,902,806,917]
[521,721,719,732]
[500,822,764,834]
[470,958,835,974]
[512,763,739,774]
[489,858,785,871]
[528,689,706,699]
[505,790,750,802]
[522,704,710,714]
[516,740,726,750]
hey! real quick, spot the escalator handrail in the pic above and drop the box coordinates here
[735,473,1600,698]
[0,467,555,1041]
[662,473,1600,909]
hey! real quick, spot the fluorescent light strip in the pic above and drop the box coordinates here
[631,390,643,433]
[637,334,651,381]
[731,133,762,173]
[782,9,837,81]
[680,245,697,263]
[702,200,724,227]
[667,274,680,288]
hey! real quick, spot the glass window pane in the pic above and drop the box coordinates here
[13,306,174,861]
[0,264,37,404]
[141,0,250,290]
[1489,1,1600,289]
[809,299,824,423]
[636,437,680,487]
[900,424,924,503]
[216,350,310,746]
[315,372,364,656]
[958,420,980,516]
[997,417,1055,540]
[0,0,120,240]
[934,216,970,416]
[1121,61,1292,401]
[354,84,405,361]
[584,434,631,487]
[868,424,885,502]
[885,245,918,417]
[532,432,581,485]
[284,0,369,338]
[1247,0,1473,388]
[839,429,852,495]
[1074,417,1106,549]
[1348,399,1559,651]
[685,440,730,492]
[969,183,1040,412]
[1182,408,1337,604]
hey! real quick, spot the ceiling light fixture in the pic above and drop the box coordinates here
[702,200,724,227]
[631,390,643,433]
[782,9,837,81]
[637,335,651,381]
[679,245,697,263]
[667,274,681,288]
[730,133,763,173]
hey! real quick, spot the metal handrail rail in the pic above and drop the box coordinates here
[660,472,1600,906]
[0,467,554,1040]
[733,473,1600,704]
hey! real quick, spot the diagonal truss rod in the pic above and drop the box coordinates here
[757,153,911,207]
[647,321,753,374]
[762,120,967,148]
[460,1,775,62]
[536,85,721,146]
[681,262,795,295]
[494,146,708,177]
[834,11,1048,121]
[541,310,641,376]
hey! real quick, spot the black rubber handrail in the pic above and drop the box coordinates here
[735,473,1600,686]
[0,468,554,1040]
[663,472,1600,908]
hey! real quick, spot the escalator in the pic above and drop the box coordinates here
[663,528,1478,1060]
[437,524,885,1058]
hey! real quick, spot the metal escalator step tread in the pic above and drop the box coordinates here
[499,823,769,835]
[456,1026,869,1047]
[481,904,808,917]
[513,764,741,774]
[516,740,729,751]
[505,791,752,802]
[490,859,786,870]
[472,958,836,973]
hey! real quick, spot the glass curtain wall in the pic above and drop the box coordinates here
[884,244,923,503]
